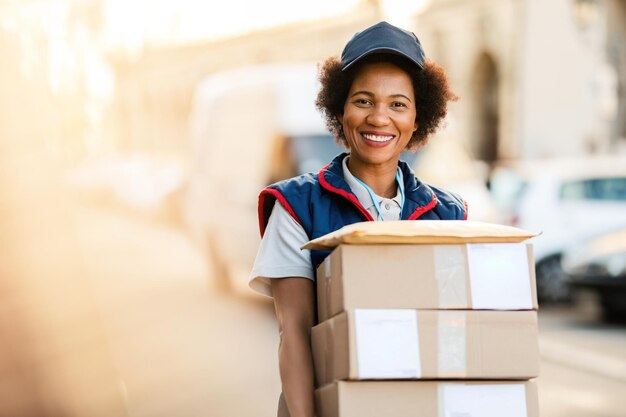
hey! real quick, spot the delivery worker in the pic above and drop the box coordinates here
[249,21,467,417]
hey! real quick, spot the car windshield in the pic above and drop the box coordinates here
[560,177,626,201]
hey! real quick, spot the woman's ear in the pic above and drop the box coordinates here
[337,114,343,125]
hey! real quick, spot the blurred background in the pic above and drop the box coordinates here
[1,0,625,416]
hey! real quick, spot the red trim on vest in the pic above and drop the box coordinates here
[258,188,303,237]
[463,199,468,220]
[318,167,375,222]
[407,193,438,220]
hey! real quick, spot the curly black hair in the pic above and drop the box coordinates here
[315,54,458,149]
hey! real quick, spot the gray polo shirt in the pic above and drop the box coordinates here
[249,155,403,297]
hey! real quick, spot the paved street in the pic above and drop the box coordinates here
[70,202,281,417]
[71,202,626,417]
[537,303,626,417]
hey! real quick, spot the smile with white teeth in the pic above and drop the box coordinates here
[362,133,395,142]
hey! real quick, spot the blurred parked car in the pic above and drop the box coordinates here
[563,228,626,320]
[489,156,626,303]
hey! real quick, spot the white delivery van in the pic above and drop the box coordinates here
[183,63,345,295]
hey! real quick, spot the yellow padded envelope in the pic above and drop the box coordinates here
[302,220,538,250]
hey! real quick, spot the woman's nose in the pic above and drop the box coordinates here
[366,105,390,126]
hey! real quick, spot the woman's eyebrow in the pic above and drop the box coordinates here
[390,94,412,102]
[350,91,412,102]
[350,90,374,97]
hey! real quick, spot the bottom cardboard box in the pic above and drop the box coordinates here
[316,380,538,417]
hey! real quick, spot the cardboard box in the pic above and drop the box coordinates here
[317,243,538,322]
[316,380,539,417]
[312,309,539,386]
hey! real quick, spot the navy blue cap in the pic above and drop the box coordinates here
[341,21,426,71]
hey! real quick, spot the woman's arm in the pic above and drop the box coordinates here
[271,277,316,417]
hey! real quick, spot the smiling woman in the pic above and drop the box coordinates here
[339,61,417,196]
[248,21,465,417]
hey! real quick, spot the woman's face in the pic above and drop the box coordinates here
[339,61,417,168]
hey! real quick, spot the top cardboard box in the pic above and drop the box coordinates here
[317,243,538,322]
[310,221,538,322]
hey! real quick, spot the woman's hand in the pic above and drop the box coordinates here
[271,277,316,417]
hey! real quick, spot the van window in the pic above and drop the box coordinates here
[290,134,346,175]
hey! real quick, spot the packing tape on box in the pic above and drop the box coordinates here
[324,257,331,279]
[437,383,529,417]
[323,258,332,319]
[433,246,469,308]
[437,311,467,377]
[323,316,334,386]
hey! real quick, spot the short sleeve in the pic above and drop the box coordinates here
[248,201,314,297]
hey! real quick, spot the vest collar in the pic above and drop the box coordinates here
[318,153,374,221]
[396,156,438,219]
[318,153,437,220]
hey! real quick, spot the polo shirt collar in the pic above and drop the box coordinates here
[341,155,403,209]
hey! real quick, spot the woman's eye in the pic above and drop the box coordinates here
[392,102,407,108]
[355,99,371,105]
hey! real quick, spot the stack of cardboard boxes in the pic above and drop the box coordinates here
[305,221,540,417]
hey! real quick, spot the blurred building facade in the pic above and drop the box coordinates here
[415,0,626,162]
[105,3,384,156]
[107,0,626,164]
[4,0,625,164]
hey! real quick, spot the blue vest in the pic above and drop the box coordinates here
[258,153,467,270]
